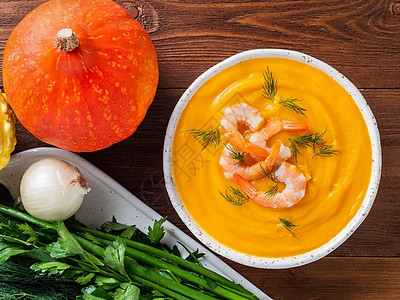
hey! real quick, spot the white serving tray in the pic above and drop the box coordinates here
[0,147,271,300]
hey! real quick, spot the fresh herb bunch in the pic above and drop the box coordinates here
[218,186,250,206]
[0,204,258,300]
[186,126,221,151]
[279,218,300,240]
[0,258,81,299]
[262,68,307,117]
[288,128,339,161]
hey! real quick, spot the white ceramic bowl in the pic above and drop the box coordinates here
[163,49,381,269]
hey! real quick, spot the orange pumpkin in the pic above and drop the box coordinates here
[2,0,159,152]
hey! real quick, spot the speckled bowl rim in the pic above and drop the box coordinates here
[163,49,382,269]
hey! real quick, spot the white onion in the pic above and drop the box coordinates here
[20,158,90,222]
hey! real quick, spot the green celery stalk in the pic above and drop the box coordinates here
[94,236,250,300]
[0,204,258,300]
[71,225,256,299]
[73,235,217,300]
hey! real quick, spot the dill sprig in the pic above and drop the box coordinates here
[288,132,317,161]
[313,144,340,158]
[259,163,279,196]
[259,163,278,182]
[279,218,299,240]
[218,186,249,206]
[186,125,220,151]
[225,144,245,163]
[0,258,82,299]
[288,128,338,161]
[262,67,277,101]
[278,96,307,117]
[265,184,279,197]
[261,68,307,117]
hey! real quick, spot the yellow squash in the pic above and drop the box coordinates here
[0,93,16,170]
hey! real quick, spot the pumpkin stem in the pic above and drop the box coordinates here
[56,29,79,53]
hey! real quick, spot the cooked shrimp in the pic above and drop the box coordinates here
[233,161,307,208]
[249,119,310,148]
[220,104,268,157]
[221,103,265,133]
[255,140,291,174]
[220,140,290,181]
[219,144,257,181]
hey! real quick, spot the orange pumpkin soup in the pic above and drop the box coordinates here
[172,57,372,258]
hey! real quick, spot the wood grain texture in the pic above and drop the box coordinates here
[1,0,400,299]
[0,0,400,89]
[231,257,400,300]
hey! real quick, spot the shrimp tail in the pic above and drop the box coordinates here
[248,140,284,179]
[265,140,283,169]
[242,142,270,157]
[233,173,257,198]
[282,121,310,131]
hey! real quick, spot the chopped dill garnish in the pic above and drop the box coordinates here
[310,129,327,152]
[261,68,307,117]
[262,67,277,101]
[259,162,278,182]
[313,143,340,158]
[265,184,279,197]
[186,125,220,151]
[278,96,307,117]
[288,128,339,161]
[225,144,245,163]
[218,186,249,206]
[259,163,279,196]
[279,218,299,240]
[288,132,317,161]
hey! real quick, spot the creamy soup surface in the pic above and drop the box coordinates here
[172,57,372,258]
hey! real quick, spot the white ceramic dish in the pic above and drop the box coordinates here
[0,147,270,300]
[163,49,382,269]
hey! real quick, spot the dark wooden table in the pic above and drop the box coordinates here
[1,0,400,299]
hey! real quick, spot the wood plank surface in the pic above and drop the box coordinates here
[1,0,400,89]
[232,257,400,300]
[1,0,400,299]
